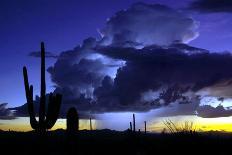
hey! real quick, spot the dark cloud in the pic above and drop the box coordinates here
[0,103,15,120]
[100,2,199,46]
[147,98,232,118]
[47,37,121,100]
[43,37,125,117]
[13,3,232,119]
[189,0,232,13]
[29,51,59,58]
[17,43,215,117]
[147,96,200,117]
[199,80,232,98]
[197,105,232,118]
[49,58,106,95]
[95,44,232,109]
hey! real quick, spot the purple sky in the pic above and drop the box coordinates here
[0,0,232,108]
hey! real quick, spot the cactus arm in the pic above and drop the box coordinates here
[23,67,38,129]
[45,94,62,129]
[39,42,46,127]
[45,93,54,129]
[29,85,39,129]
[45,93,55,129]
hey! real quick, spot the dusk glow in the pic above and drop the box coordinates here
[1,0,232,132]
[0,1,232,154]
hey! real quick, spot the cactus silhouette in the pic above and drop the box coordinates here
[130,122,132,131]
[66,107,79,133]
[90,118,93,130]
[23,42,62,132]
[133,114,136,132]
[144,121,147,134]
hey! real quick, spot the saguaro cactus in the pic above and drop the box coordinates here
[133,114,136,132]
[66,107,79,133]
[130,122,132,131]
[23,42,62,132]
[90,118,93,131]
[144,121,147,134]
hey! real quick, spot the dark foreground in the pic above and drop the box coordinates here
[0,129,232,155]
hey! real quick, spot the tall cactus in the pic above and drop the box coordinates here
[133,113,136,132]
[23,42,62,132]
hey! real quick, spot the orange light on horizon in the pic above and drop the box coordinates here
[148,116,232,132]
[0,117,97,132]
[0,116,231,132]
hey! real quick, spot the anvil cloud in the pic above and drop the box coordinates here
[100,3,199,46]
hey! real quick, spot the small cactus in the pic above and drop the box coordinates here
[144,121,147,134]
[90,118,93,130]
[66,107,79,133]
[130,122,132,131]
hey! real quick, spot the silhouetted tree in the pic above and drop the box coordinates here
[66,107,79,133]
[23,42,62,132]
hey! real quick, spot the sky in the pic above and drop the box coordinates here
[1,0,232,131]
[1,0,232,107]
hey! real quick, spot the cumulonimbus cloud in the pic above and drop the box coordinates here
[99,2,199,47]
[13,3,232,119]
[14,43,232,118]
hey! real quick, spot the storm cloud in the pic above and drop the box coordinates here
[46,41,232,117]
[197,105,232,118]
[13,3,232,118]
[0,103,15,120]
[47,37,123,100]
[189,0,232,13]
[100,2,199,47]
[41,3,232,117]
[95,44,232,108]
